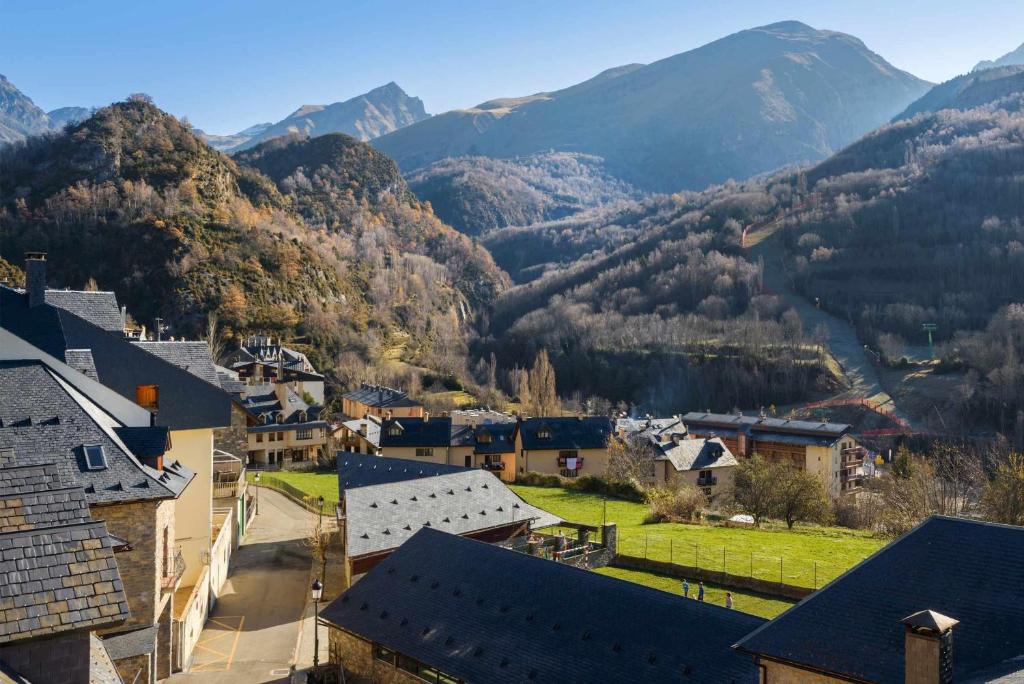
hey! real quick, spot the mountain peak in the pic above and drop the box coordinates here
[754,20,818,34]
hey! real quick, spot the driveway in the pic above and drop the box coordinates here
[168,488,318,684]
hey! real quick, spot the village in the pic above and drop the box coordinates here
[0,251,1020,684]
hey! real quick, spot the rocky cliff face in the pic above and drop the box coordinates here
[0,74,51,144]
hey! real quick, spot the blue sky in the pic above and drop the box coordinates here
[2,0,1023,134]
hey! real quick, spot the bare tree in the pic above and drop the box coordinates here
[729,455,779,527]
[529,349,559,416]
[982,452,1024,525]
[606,435,656,486]
[202,312,227,364]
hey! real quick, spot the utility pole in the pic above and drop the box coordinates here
[154,317,165,341]
[922,323,937,359]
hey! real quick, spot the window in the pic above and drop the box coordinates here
[373,643,395,664]
[477,431,492,444]
[415,448,434,458]
[558,450,580,478]
[269,432,276,442]
[297,428,313,440]
[388,424,403,437]
[277,432,285,441]
[135,384,159,410]
[256,433,263,443]
[537,426,551,439]
[83,445,107,470]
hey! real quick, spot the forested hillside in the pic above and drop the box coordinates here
[407,153,640,235]
[896,65,1024,119]
[0,99,504,384]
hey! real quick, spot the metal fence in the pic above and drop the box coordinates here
[246,473,334,514]
[616,532,846,589]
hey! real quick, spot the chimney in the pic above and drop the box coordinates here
[25,252,47,308]
[902,610,958,684]
[423,411,429,422]
[671,434,681,445]
[359,421,367,435]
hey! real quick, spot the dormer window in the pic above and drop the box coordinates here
[537,426,552,440]
[478,431,492,444]
[275,413,284,424]
[298,411,308,423]
[388,423,403,437]
[135,384,159,411]
[83,445,107,471]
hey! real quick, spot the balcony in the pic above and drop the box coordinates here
[841,446,866,468]
[482,461,505,472]
[697,475,718,487]
[213,450,246,499]
[161,547,185,590]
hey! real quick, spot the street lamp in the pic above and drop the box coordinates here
[254,472,261,515]
[311,578,324,668]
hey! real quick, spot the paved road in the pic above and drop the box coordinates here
[750,235,911,423]
[168,488,316,684]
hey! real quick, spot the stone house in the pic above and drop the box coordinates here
[320,528,764,683]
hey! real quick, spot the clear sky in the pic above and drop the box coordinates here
[2,0,1023,135]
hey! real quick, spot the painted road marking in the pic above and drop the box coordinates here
[190,615,245,673]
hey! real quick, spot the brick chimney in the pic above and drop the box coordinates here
[25,252,47,308]
[902,610,958,684]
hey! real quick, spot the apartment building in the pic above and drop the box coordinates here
[683,412,864,497]
[513,416,614,479]
[341,382,424,420]
[376,415,517,482]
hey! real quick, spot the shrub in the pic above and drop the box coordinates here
[645,485,707,523]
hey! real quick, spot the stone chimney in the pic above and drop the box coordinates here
[902,610,958,684]
[25,252,47,308]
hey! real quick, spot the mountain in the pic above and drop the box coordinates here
[0,99,506,381]
[232,82,428,152]
[896,65,1024,119]
[374,22,931,193]
[47,106,94,129]
[198,122,272,151]
[0,74,50,144]
[406,152,640,235]
[973,42,1024,72]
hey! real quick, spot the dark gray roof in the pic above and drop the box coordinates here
[964,656,1024,683]
[63,348,98,381]
[322,528,764,684]
[248,420,328,434]
[683,412,850,444]
[112,426,170,459]
[735,516,1024,682]
[100,625,157,660]
[0,360,183,504]
[380,417,452,448]
[472,423,516,455]
[89,632,123,684]
[133,341,221,387]
[0,519,130,643]
[0,464,64,496]
[344,470,560,558]
[0,485,89,533]
[1,286,231,431]
[518,416,613,451]
[656,437,738,472]
[342,383,421,409]
[337,453,468,494]
[43,290,122,333]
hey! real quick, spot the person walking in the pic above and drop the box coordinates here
[697,581,705,602]
[725,592,734,609]
[682,579,690,598]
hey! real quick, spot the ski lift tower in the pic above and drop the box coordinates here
[922,323,938,359]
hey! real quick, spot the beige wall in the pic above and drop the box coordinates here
[471,452,515,482]
[174,568,210,673]
[667,464,736,499]
[379,445,450,464]
[517,447,610,479]
[166,428,213,587]
[342,398,424,420]
[759,659,846,683]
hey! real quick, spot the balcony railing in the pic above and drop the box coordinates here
[482,461,505,471]
[161,548,185,590]
[213,450,246,499]
[697,475,718,487]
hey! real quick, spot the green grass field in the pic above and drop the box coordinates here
[247,470,338,513]
[594,566,795,619]
[511,485,885,589]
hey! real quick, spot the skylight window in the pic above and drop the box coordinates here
[83,444,107,470]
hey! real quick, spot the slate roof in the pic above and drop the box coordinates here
[0,360,187,504]
[100,625,157,660]
[0,485,89,533]
[472,423,516,455]
[322,528,764,684]
[380,417,453,448]
[617,416,686,438]
[112,426,170,459]
[517,416,613,451]
[43,290,122,333]
[343,470,560,558]
[340,418,382,449]
[63,349,98,381]
[683,412,850,445]
[133,341,221,387]
[656,437,738,472]
[337,453,469,494]
[343,383,421,409]
[1,285,232,430]
[735,516,1024,682]
[89,632,123,684]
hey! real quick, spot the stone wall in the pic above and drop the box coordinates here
[92,499,174,630]
[214,404,249,459]
[0,632,91,684]
[328,628,424,684]
[111,652,151,684]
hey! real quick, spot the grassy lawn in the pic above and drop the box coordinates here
[594,566,795,619]
[511,485,885,589]
[247,470,338,513]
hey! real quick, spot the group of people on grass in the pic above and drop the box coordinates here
[682,579,733,609]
